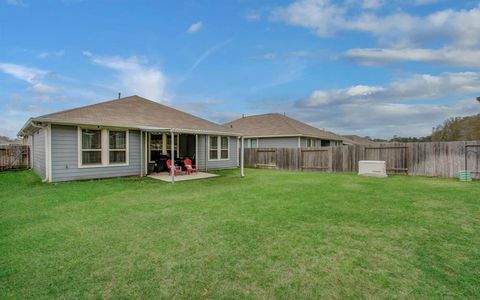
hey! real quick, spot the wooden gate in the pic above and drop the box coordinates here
[465,144,480,179]
[301,148,330,171]
[0,145,30,171]
[255,149,277,169]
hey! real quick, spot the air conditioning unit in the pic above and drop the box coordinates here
[358,160,387,177]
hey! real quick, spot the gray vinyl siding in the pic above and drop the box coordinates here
[302,137,343,147]
[197,135,238,170]
[32,128,46,179]
[51,125,141,182]
[257,137,300,148]
[248,136,341,148]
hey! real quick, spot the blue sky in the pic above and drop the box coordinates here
[1,0,480,138]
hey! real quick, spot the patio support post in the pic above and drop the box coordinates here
[240,136,245,177]
[171,130,175,184]
[140,131,143,176]
[162,133,167,154]
[195,134,198,167]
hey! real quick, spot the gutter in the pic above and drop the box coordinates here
[27,118,242,136]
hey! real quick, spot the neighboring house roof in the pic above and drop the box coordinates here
[19,95,239,136]
[224,113,343,141]
[342,135,378,145]
[0,136,21,145]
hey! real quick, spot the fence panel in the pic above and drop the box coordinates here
[255,149,277,168]
[365,144,408,173]
[244,140,480,178]
[301,148,330,171]
[0,145,30,171]
[465,141,480,179]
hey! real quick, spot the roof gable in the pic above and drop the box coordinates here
[33,95,236,134]
[225,113,343,140]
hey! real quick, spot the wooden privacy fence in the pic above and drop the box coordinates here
[243,141,480,179]
[0,145,30,171]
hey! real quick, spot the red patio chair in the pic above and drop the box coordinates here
[184,158,197,175]
[166,159,182,176]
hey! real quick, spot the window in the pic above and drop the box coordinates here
[149,134,163,162]
[209,136,218,160]
[251,139,258,148]
[81,129,102,165]
[165,134,179,158]
[306,138,316,147]
[220,136,229,159]
[209,136,229,160]
[109,130,126,164]
[79,127,129,167]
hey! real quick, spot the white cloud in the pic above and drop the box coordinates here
[82,50,93,57]
[84,52,166,102]
[181,39,232,80]
[272,1,480,47]
[187,21,203,34]
[271,0,345,37]
[6,0,27,7]
[284,70,480,137]
[361,0,383,10]
[246,11,261,21]
[0,63,48,84]
[413,0,438,5]
[299,72,480,107]
[263,52,277,60]
[26,83,58,94]
[0,62,60,96]
[344,48,480,68]
[38,49,65,59]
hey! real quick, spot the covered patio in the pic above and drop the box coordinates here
[139,129,245,184]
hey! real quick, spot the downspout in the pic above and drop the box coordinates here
[29,122,45,172]
[33,122,49,183]
[205,135,208,172]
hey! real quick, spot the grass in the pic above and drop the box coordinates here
[1,169,479,299]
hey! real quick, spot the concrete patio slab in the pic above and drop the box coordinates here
[148,172,219,182]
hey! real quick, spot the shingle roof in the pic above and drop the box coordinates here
[342,135,378,145]
[27,95,237,135]
[224,113,343,141]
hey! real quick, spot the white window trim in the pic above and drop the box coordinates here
[208,135,230,161]
[148,133,179,163]
[107,129,129,166]
[77,127,129,168]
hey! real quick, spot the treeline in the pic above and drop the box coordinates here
[369,114,480,143]
[0,135,21,145]
[431,114,480,141]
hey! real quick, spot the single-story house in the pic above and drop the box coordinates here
[224,113,343,148]
[18,95,244,183]
[342,135,379,146]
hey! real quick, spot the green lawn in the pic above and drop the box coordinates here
[1,169,479,299]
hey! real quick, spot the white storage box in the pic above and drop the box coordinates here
[358,160,387,177]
